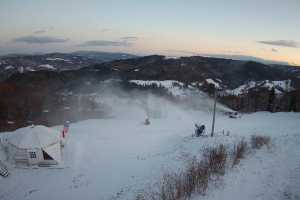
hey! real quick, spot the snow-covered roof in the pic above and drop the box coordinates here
[8,125,60,149]
[206,78,221,89]
[38,64,56,70]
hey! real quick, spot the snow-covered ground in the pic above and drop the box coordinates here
[199,130,300,200]
[225,80,294,95]
[129,80,186,97]
[0,92,299,200]
[129,80,210,100]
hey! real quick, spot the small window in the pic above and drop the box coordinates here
[29,152,36,159]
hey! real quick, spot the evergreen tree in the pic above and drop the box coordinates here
[289,92,297,112]
[267,87,275,112]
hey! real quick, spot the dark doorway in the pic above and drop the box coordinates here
[42,150,54,160]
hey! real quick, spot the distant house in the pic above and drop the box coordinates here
[225,111,241,119]
[6,125,62,166]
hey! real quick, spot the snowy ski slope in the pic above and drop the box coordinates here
[0,94,299,200]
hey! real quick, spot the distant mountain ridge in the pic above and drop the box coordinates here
[1,54,300,131]
[203,54,291,66]
[0,51,137,81]
[85,55,300,89]
[1,53,299,90]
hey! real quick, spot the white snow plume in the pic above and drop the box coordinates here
[92,80,190,121]
[128,80,232,113]
[91,79,233,121]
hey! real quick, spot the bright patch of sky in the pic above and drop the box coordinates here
[0,0,299,65]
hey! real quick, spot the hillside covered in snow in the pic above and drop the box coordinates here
[0,56,299,199]
[0,91,299,200]
[0,53,300,131]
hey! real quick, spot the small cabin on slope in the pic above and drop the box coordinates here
[6,125,62,166]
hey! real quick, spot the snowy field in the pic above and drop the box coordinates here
[0,93,300,200]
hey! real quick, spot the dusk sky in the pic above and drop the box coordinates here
[0,0,299,65]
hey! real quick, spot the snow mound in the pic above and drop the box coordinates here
[25,67,35,71]
[4,65,14,70]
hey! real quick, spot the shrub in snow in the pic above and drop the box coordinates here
[141,138,272,200]
[232,140,248,166]
[184,158,209,195]
[145,144,227,200]
[135,193,146,200]
[203,144,227,175]
[154,159,209,200]
[251,135,270,149]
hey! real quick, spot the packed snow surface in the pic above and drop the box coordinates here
[4,66,14,70]
[0,96,299,200]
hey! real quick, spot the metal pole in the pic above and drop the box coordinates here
[211,88,217,137]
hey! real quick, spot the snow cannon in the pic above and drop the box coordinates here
[194,124,206,137]
[144,118,150,125]
[61,121,70,147]
[62,121,70,139]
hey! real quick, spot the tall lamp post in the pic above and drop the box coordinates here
[211,87,217,137]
